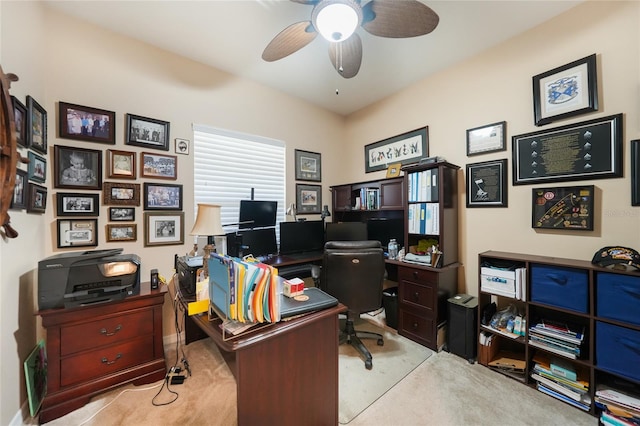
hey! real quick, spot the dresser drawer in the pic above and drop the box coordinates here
[398,266,437,286]
[399,309,435,347]
[61,309,153,356]
[399,280,436,313]
[61,335,154,387]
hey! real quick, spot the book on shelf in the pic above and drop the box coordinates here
[532,353,589,391]
[528,339,578,359]
[528,334,582,354]
[538,319,585,339]
[531,373,591,404]
[596,386,640,412]
[530,324,584,345]
[536,384,591,411]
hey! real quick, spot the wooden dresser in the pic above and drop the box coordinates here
[38,282,167,423]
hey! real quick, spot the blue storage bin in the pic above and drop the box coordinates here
[597,272,640,326]
[530,264,588,313]
[596,321,640,382]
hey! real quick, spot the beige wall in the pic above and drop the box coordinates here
[2,0,639,423]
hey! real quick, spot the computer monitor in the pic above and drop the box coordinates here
[239,228,277,258]
[325,222,368,242]
[238,200,277,229]
[366,218,404,249]
[279,220,325,254]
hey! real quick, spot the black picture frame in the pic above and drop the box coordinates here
[11,96,27,148]
[364,127,428,173]
[532,185,595,231]
[512,114,622,186]
[632,140,640,206]
[26,95,47,154]
[56,192,100,217]
[143,182,183,210]
[106,224,137,242]
[103,182,140,206]
[27,151,46,184]
[109,207,135,221]
[533,54,598,126]
[10,169,27,210]
[26,183,47,214]
[125,113,170,151]
[56,218,98,248]
[54,145,102,190]
[466,159,508,208]
[294,149,321,182]
[296,183,322,214]
[466,121,506,156]
[143,212,185,246]
[58,101,116,144]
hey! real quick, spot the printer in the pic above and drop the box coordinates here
[38,248,141,310]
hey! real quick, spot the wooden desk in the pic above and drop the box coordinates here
[180,291,344,426]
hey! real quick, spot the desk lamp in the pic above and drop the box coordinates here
[190,203,225,278]
[321,205,331,222]
[286,203,297,222]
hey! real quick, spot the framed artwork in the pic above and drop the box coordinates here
[141,152,177,180]
[26,95,47,154]
[144,212,184,246]
[26,183,47,214]
[365,127,428,173]
[466,159,508,208]
[294,149,321,182]
[10,169,27,210]
[58,102,116,144]
[12,96,27,148]
[24,339,47,418]
[512,114,622,186]
[56,218,98,248]
[56,192,99,217]
[466,121,506,156]
[632,140,640,206]
[143,183,183,210]
[386,162,402,178]
[296,183,322,214]
[27,151,46,183]
[54,145,102,190]
[533,54,598,126]
[106,224,137,242]
[107,149,136,179]
[125,113,170,151]
[103,182,140,206]
[175,138,189,155]
[532,185,594,231]
[109,207,135,221]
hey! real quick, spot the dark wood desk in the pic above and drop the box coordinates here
[179,289,344,426]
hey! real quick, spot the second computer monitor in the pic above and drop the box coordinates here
[239,228,277,258]
[279,220,325,254]
[325,221,368,242]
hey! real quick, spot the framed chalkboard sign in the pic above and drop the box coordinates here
[532,185,594,231]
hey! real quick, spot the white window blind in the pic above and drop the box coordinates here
[193,124,286,236]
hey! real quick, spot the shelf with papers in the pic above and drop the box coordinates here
[480,324,525,342]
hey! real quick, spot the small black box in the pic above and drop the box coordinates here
[150,269,159,289]
[176,256,202,299]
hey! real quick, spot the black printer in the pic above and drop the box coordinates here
[38,248,141,310]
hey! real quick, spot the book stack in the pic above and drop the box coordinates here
[596,385,640,426]
[528,319,585,359]
[531,353,591,411]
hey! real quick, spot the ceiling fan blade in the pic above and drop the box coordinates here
[362,0,439,38]
[328,33,362,79]
[290,0,318,4]
[262,21,317,62]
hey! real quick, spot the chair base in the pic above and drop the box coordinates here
[340,318,384,370]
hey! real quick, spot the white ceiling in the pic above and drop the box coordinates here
[43,0,582,116]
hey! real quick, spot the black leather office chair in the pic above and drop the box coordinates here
[319,240,385,370]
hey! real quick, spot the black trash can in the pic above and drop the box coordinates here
[382,286,399,329]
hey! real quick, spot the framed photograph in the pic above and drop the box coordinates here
[10,169,27,210]
[26,95,47,154]
[512,114,622,186]
[466,121,506,156]
[27,151,46,183]
[532,185,594,231]
[365,127,428,173]
[632,140,640,206]
[103,182,140,206]
[12,96,27,148]
[106,224,137,242]
[296,184,322,214]
[54,145,102,190]
[143,183,183,210]
[58,102,115,144]
[533,54,598,126]
[56,218,98,248]
[107,149,136,179]
[141,152,177,180]
[144,212,184,246]
[56,192,99,217]
[109,207,135,221]
[386,162,402,178]
[466,159,508,208]
[26,183,47,214]
[125,113,170,151]
[294,149,321,182]
[175,138,189,155]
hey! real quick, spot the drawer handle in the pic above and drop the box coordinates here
[412,322,419,330]
[100,324,122,336]
[619,285,640,300]
[101,353,122,365]
[546,273,568,285]
[620,337,640,355]
[413,292,420,301]
[413,271,419,278]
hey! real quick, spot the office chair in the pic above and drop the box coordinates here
[319,240,385,370]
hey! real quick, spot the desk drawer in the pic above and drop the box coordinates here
[399,309,435,347]
[398,266,437,286]
[61,309,153,356]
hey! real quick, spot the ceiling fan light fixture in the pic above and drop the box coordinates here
[312,0,362,42]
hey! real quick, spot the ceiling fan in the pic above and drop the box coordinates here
[262,0,439,79]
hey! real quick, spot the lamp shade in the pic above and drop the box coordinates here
[190,203,225,236]
[312,0,362,42]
